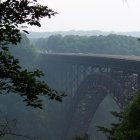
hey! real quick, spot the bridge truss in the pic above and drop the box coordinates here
[38,53,140,139]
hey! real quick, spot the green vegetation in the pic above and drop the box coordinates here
[73,134,90,140]
[9,33,37,68]
[28,30,140,39]
[0,0,64,109]
[0,0,65,139]
[34,34,140,55]
[98,88,140,140]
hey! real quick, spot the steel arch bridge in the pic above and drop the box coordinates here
[38,53,140,139]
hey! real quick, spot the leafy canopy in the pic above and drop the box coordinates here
[98,88,140,140]
[0,0,65,109]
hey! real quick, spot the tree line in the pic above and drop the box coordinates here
[34,34,140,56]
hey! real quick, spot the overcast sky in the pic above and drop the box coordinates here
[28,0,140,32]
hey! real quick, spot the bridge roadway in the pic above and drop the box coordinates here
[42,53,140,72]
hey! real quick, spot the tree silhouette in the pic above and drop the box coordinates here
[98,88,140,140]
[0,0,65,109]
[73,133,90,140]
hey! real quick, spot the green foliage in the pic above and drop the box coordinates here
[0,0,57,46]
[73,133,90,140]
[0,0,65,109]
[98,88,140,140]
[34,34,140,55]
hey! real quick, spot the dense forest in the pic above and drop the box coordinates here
[33,34,140,56]
[8,34,37,67]
[28,30,140,38]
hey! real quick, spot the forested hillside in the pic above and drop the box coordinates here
[34,34,140,56]
[28,30,140,39]
[8,34,37,67]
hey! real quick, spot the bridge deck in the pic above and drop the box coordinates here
[40,53,140,72]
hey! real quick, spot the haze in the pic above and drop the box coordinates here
[28,0,140,32]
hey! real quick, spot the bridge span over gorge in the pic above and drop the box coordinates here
[38,53,140,139]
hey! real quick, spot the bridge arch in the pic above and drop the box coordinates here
[65,73,124,140]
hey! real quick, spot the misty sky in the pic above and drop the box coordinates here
[28,0,140,32]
